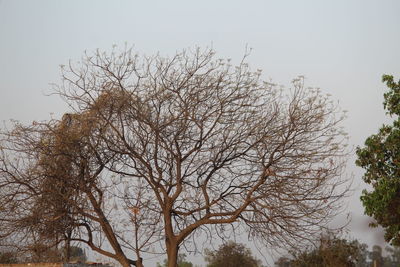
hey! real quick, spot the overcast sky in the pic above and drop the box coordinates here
[1,0,400,266]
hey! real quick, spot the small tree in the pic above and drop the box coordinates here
[0,47,349,267]
[204,241,261,267]
[290,235,368,267]
[356,75,400,246]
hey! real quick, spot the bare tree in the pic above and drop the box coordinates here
[0,47,349,267]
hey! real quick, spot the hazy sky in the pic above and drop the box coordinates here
[1,0,400,265]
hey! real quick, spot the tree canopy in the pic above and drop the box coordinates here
[204,241,261,267]
[0,47,349,267]
[289,235,368,267]
[356,75,400,246]
[278,235,400,267]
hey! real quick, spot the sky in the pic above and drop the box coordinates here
[1,0,400,266]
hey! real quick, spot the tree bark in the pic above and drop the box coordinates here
[118,256,134,267]
[134,257,144,267]
[164,201,178,267]
[65,230,72,262]
[166,240,178,267]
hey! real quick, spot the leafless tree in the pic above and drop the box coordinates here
[0,47,350,267]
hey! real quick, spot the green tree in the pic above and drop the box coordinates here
[204,241,261,267]
[290,235,368,267]
[356,75,400,246]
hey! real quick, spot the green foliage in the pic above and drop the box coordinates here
[356,74,400,246]
[156,253,193,267]
[289,235,368,267]
[204,241,262,267]
[276,239,400,267]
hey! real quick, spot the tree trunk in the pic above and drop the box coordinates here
[164,199,178,267]
[117,255,143,267]
[118,257,132,267]
[65,240,71,262]
[64,230,72,262]
[166,240,178,267]
[135,257,144,267]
